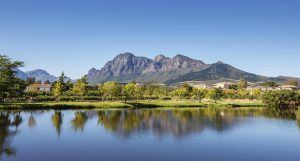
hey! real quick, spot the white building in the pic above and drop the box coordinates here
[192,84,210,89]
[276,85,298,90]
[213,82,235,89]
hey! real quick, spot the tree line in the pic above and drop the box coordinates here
[28,74,259,102]
[29,72,300,109]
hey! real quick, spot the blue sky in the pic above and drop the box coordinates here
[0,0,299,79]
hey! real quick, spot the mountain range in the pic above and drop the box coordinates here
[16,53,299,85]
[16,69,71,83]
[87,53,299,85]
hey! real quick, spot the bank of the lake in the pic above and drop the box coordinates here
[0,101,132,109]
[0,99,266,109]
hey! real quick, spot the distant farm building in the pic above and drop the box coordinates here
[26,83,52,92]
[277,85,298,90]
[177,81,211,89]
[192,84,210,89]
[213,82,235,89]
[246,85,270,91]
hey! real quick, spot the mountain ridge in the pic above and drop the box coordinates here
[16,69,71,83]
[87,53,208,84]
[87,53,300,85]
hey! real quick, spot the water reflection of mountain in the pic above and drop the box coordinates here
[0,112,23,159]
[96,109,295,138]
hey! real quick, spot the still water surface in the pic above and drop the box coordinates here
[1,108,300,161]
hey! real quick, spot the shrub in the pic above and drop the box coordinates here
[86,90,102,96]
[32,96,56,102]
[261,90,300,109]
[82,96,103,101]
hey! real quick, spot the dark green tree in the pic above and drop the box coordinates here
[72,75,88,96]
[261,90,300,110]
[25,77,36,85]
[0,55,26,102]
[261,81,277,88]
[144,84,155,100]
[99,81,121,101]
[206,88,223,103]
[191,88,207,102]
[182,82,193,98]
[52,72,68,97]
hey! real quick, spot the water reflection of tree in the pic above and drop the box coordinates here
[52,111,63,136]
[28,114,36,128]
[264,108,296,120]
[0,112,23,159]
[296,110,300,128]
[71,112,88,132]
[11,113,22,129]
[97,108,298,138]
[98,110,122,131]
[97,109,201,138]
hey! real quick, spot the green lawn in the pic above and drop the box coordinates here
[208,99,265,108]
[0,102,132,109]
[0,99,266,109]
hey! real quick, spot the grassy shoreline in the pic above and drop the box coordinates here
[0,102,132,110]
[0,99,266,110]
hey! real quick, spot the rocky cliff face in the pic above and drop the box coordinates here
[87,53,207,83]
[153,54,205,71]
[105,53,153,76]
[88,53,153,82]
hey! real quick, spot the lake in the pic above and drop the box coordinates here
[1,108,300,161]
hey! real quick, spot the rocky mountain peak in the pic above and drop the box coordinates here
[154,54,169,62]
[89,67,97,71]
[91,53,153,80]
[173,54,201,62]
[168,54,206,69]
[26,69,50,76]
[173,54,186,59]
[88,68,98,75]
[114,52,135,59]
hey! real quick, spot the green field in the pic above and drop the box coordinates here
[0,102,132,109]
[0,99,266,109]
